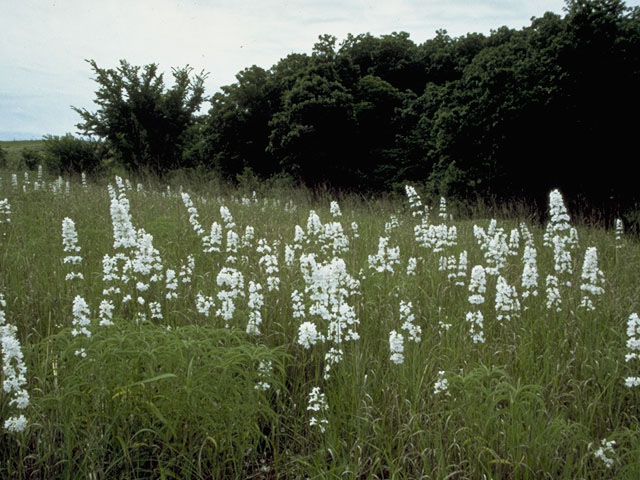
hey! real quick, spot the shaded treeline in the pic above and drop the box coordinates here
[37,0,640,223]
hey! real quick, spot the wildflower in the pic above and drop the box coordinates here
[495,276,520,321]
[292,290,306,319]
[4,415,27,433]
[329,200,342,218]
[181,192,205,237]
[389,330,404,364]
[545,275,562,312]
[404,185,424,217]
[195,293,215,317]
[368,237,400,273]
[406,257,417,276]
[298,321,323,348]
[625,313,640,387]
[351,221,359,238]
[400,300,421,342]
[220,205,235,230]
[385,214,399,233]
[165,269,178,299]
[579,247,605,311]
[306,210,323,239]
[71,296,92,338]
[468,265,486,305]
[254,360,272,391]
[62,218,83,279]
[433,371,450,395]
[0,199,11,225]
[466,311,485,343]
[1,296,30,432]
[456,251,468,286]
[246,281,264,335]
[307,387,329,432]
[615,219,624,249]
[149,301,163,320]
[543,189,571,246]
[521,245,539,301]
[438,197,448,221]
[593,439,616,469]
[98,299,115,326]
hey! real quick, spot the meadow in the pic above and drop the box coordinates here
[1,166,640,479]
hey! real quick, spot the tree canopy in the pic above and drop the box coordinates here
[74,0,640,221]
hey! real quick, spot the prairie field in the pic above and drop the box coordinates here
[1,167,640,479]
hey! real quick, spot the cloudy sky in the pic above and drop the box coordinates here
[1,0,638,140]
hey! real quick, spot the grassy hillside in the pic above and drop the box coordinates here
[1,167,639,478]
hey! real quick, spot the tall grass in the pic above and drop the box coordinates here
[1,167,640,478]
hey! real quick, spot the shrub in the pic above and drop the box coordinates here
[42,134,105,175]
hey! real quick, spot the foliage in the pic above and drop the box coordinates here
[0,145,6,169]
[3,169,640,478]
[42,134,106,175]
[74,60,207,174]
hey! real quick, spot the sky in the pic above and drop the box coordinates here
[1,0,638,140]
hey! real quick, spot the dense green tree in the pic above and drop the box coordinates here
[74,60,207,173]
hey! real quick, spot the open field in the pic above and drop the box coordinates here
[1,167,640,478]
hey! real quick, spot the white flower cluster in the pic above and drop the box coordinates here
[368,237,400,273]
[438,197,451,221]
[415,222,457,252]
[433,370,450,396]
[521,245,539,303]
[196,292,215,317]
[254,359,272,391]
[406,257,417,276]
[109,179,137,250]
[384,214,399,234]
[615,219,624,249]
[71,295,92,339]
[404,185,425,217]
[545,275,562,312]
[0,198,11,225]
[389,330,404,364]
[257,239,280,291]
[1,293,30,432]
[298,321,324,348]
[298,255,359,378]
[246,281,264,335]
[439,251,467,286]
[495,276,520,322]
[466,265,486,343]
[543,190,578,287]
[179,255,195,284]
[400,300,421,342]
[307,386,329,433]
[98,299,115,326]
[180,192,205,237]
[216,267,245,326]
[624,313,640,387]
[62,217,84,280]
[578,247,605,311]
[329,200,342,218]
[543,189,572,245]
[468,265,486,305]
[593,438,616,469]
[320,222,349,257]
[474,222,508,276]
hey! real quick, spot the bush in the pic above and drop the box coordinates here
[21,149,43,170]
[0,145,7,168]
[42,134,105,175]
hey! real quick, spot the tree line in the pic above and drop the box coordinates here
[39,0,640,222]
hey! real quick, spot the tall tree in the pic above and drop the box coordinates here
[74,59,207,173]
